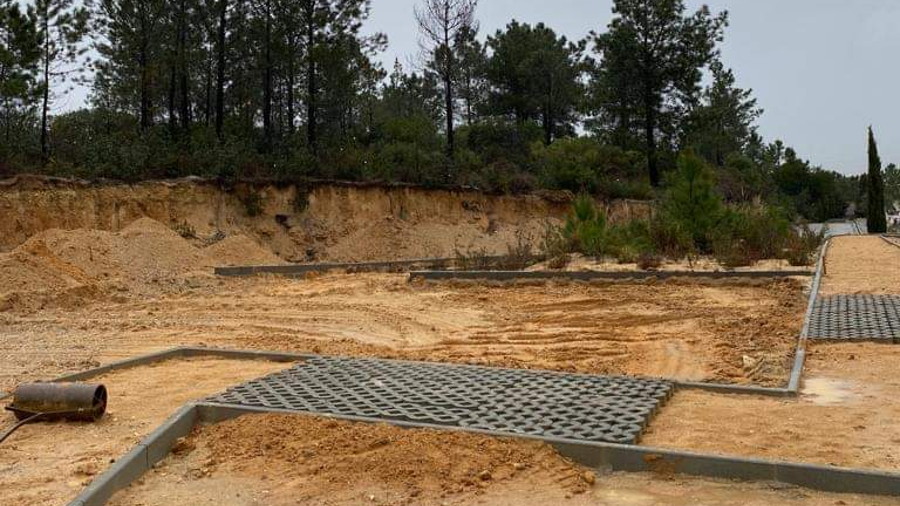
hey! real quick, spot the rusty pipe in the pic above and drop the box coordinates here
[5,382,108,422]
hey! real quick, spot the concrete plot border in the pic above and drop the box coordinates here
[408,269,814,283]
[880,234,900,251]
[0,347,306,402]
[70,399,900,505]
[214,255,543,277]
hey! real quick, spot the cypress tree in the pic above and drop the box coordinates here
[868,126,888,233]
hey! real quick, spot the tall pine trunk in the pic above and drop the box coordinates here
[287,56,295,134]
[138,5,152,130]
[39,10,50,160]
[262,0,272,152]
[444,71,453,159]
[306,7,317,157]
[214,0,227,141]
[178,0,190,136]
[644,91,659,187]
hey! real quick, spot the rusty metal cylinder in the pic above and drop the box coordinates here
[6,382,107,421]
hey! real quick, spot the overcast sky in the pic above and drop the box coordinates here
[65,0,900,174]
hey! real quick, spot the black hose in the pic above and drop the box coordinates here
[0,413,44,446]
[0,409,82,446]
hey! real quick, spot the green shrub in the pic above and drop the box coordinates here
[541,222,571,269]
[659,152,725,252]
[530,138,644,197]
[649,218,694,259]
[562,194,608,256]
[710,204,791,265]
[782,225,826,266]
[608,220,655,262]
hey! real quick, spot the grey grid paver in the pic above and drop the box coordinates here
[208,356,674,444]
[808,295,900,340]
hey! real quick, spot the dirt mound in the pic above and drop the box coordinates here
[110,414,591,505]
[202,234,281,266]
[0,218,282,311]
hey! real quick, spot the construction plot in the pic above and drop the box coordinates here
[643,339,900,471]
[208,356,673,445]
[0,273,806,391]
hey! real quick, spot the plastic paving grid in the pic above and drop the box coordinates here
[808,295,900,340]
[208,356,674,445]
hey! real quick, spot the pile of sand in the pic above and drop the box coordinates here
[203,234,281,266]
[0,218,281,311]
[109,414,592,505]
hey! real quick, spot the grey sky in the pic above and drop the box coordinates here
[65,0,900,174]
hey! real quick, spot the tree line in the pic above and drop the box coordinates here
[0,0,882,222]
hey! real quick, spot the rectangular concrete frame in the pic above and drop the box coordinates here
[70,398,900,506]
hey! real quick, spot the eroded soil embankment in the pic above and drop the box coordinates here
[1,176,649,262]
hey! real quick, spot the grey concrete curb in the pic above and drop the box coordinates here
[409,269,814,282]
[0,347,306,402]
[70,402,900,504]
[879,234,900,251]
[214,255,541,277]
[71,405,200,506]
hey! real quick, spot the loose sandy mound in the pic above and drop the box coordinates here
[109,413,594,505]
[821,236,900,295]
[0,357,292,506]
[202,234,282,266]
[0,218,282,312]
[109,414,897,506]
[642,341,900,471]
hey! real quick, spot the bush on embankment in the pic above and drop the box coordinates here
[546,152,825,268]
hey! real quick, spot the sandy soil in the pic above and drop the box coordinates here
[109,414,899,506]
[0,273,804,392]
[642,341,900,470]
[0,357,292,506]
[821,235,900,295]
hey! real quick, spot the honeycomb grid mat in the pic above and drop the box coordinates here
[208,356,675,445]
[808,295,900,340]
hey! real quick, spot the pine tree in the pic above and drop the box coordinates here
[34,0,90,159]
[0,0,40,153]
[867,126,887,233]
[592,0,728,187]
[484,21,586,145]
[415,0,478,160]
